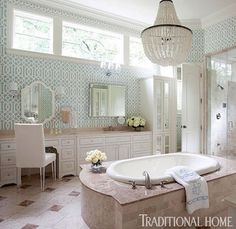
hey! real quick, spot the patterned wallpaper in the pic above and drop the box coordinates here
[0,0,211,130]
[205,16,236,54]
[186,29,205,63]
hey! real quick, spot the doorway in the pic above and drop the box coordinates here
[176,64,202,154]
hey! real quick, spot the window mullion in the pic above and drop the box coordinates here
[123,35,129,66]
[53,16,62,55]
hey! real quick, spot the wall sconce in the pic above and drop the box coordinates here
[100,61,121,76]
[56,86,65,99]
[9,82,18,98]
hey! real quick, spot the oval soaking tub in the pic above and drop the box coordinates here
[107,153,220,185]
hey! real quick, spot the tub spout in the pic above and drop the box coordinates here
[143,171,152,189]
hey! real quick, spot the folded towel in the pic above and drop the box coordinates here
[166,166,209,214]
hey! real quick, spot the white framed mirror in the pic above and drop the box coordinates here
[89,83,126,117]
[21,81,55,123]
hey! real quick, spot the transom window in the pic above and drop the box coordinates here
[129,37,152,67]
[62,22,123,63]
[13,10,53,54]
[10,9,154,69]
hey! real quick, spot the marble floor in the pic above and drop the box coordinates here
[0,175,89,229]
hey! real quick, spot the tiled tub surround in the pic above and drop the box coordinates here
[80,157,236,229]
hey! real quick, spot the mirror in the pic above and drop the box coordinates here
[89,83,126,117]
[21,81,55,123]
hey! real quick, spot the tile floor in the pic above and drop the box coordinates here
[0,175,89,229]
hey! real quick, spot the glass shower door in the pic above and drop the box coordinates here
[227,81,236,158]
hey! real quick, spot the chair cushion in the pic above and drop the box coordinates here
[44,153,56,166]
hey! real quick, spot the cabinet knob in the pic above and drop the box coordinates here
[181,125,187,129]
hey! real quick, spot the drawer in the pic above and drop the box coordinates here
[133,142,152,152]
[0,142,16,151]
[0,153,16,165]
[79,137,104,146]
[45,140,59,148]
[105,136,131,144]
[1,167,17,181]
[61,148,75,160]
[133,134,152,142]
[61,161,75,173]
[61,139,75,146]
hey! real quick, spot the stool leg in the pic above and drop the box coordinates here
[17,167,21,188]
[42,167,45,191]
[54,160,56,180]
[51,162,54,180]
[40,168,43,190]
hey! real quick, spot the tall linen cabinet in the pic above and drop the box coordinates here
[140,76,177,154]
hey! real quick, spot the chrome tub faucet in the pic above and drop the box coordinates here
[143,171,152,189]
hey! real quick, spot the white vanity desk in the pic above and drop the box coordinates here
[0,129,152,187]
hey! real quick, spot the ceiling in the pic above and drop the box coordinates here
[60,0,236,25]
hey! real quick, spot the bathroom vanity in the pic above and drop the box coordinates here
[0,129,152,187]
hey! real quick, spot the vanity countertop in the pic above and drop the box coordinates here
[0,128,152,140]
[79,157,236,206]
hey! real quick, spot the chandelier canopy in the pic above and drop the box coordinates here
[141,0,193,66]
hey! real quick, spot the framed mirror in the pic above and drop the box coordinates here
[89,83,126,117]
[21,81,55,123]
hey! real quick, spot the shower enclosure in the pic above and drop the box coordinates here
[207,47,236,159]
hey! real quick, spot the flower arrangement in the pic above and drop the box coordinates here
[127,116,146,130]
[85,149,107,166]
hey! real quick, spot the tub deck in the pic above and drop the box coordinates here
[80,156,236,229]
[80,156,236,205]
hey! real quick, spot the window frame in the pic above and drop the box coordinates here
[62,20,124,63]
[8,6,54,55]
[7,4,153,70]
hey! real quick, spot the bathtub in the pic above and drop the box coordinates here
[106,153,220,185]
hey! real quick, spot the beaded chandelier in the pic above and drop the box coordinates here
[141,0,193,66]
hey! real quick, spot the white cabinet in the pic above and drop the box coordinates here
[140,76,176,154]
[77,132,152,173]
[105,136,131,160]
[45,137,76,178]
[0,141,17,187]
[132,133,153,157]
[58,137,76,178]
[0,136,77,186]
[0,130,153,186]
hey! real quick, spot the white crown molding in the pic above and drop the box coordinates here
[202,2,236,28]
[28,0,148,32]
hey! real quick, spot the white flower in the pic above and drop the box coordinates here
[85,149,107,163]
[92,157,99,164]
[127,116,146,128]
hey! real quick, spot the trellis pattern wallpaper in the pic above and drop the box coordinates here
[0,0,228,130]
[205,16,236,54]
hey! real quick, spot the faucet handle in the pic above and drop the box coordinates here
[129,180,136,189]
[160,180,170,189]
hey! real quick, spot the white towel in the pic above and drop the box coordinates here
[166,166,209,214]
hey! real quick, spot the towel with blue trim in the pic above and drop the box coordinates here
[166,166,209,214]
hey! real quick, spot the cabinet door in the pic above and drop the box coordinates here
[118,144,130,160]
[155,80,163,131]
[105,145,118,161]
[155,135,162,154]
